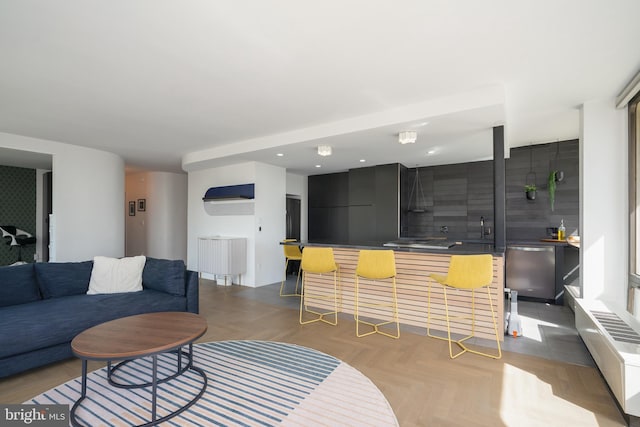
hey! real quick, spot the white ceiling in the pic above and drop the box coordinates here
[0,1,639,174]
[0,147,51,170]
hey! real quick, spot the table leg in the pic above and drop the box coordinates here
[81,359,87,397]
[152,355,157,423]
[72,350,206,427]
[70,360,88,427]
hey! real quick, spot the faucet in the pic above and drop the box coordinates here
[480,216,485,240]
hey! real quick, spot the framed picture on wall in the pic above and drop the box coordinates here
[137,199,146,212]
[128,201,136,216]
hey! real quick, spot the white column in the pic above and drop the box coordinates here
[579,99,628,302]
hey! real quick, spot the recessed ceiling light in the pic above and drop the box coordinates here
[427,149,436,155]
[359,159,366,163]
[276,153,284,157]
[315,164,321,168]
[415,121,430,127]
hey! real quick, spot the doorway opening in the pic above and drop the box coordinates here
[286,196,301,275]
[286,196,301,241]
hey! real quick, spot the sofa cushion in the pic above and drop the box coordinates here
[35,261,93,299]
[87,256,146,295]
[0,264,40,308]
[142,257,185,296]
[0,289,187,359]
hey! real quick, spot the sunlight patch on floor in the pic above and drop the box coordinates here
[500,363,598,427]
[517,314,561,343]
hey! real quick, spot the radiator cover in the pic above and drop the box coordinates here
[575,298,640,417]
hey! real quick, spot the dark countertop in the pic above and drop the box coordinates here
[285,239,504,256]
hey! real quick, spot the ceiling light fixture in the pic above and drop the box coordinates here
[315,164,322,168]
[317,145,332,156]
[276,153,284,157]
[398,131,417,144]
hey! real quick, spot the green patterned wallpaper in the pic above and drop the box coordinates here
[0,166,36,265]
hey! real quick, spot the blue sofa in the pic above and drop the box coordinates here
[0,257,199,378]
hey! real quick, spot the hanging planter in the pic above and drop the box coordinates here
[525,184,537,200]
[525,145,537,202]
[548,170,558,211]
[548,143,565,211]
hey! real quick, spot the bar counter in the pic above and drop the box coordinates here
[286,240,505,341]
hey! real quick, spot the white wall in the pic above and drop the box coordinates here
[52,146,124,260]
[188,162,257,284]
[187,161,287,287]
[255,163,286,286]
[580,99,628,302]
[0,132,124,261]
[286,172,308,240]
[146,171,188,261]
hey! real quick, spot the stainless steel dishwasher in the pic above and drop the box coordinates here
[506,245,556,301]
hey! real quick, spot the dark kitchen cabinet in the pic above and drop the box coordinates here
[308,172,348,208]
[308,206,348,241]
[309,164,402,242]
[374,164,401,241]
[347,164,401,242]
[348,166,375,206]
[308,172,349,241]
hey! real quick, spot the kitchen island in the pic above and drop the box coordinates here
[285,240,504,341]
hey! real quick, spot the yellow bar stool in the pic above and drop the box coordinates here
[427,254,502,359]
[299,247,339,326]
[280,239,302,297]
[354,250,399,339]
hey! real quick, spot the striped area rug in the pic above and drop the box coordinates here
[27,340,398,426]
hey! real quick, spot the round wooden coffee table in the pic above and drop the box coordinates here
[70,311,208,427]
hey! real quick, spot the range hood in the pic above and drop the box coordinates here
[203,184,254,201]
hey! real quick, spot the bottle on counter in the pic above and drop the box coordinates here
[558,219,566,241]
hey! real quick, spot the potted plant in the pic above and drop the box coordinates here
[525,184,537,200]
[548,171,557,211]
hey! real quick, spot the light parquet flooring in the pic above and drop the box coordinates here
[0,281,628,427]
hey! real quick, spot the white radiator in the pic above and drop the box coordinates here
[198,236,247,283]
[575,298,640,417]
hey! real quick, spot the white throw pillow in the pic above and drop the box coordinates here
[87,255,146,295]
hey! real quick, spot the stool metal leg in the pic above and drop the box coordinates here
[280,258,301,297]
[300,271,338,326]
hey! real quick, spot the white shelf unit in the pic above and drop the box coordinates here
[198,236,247,285]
